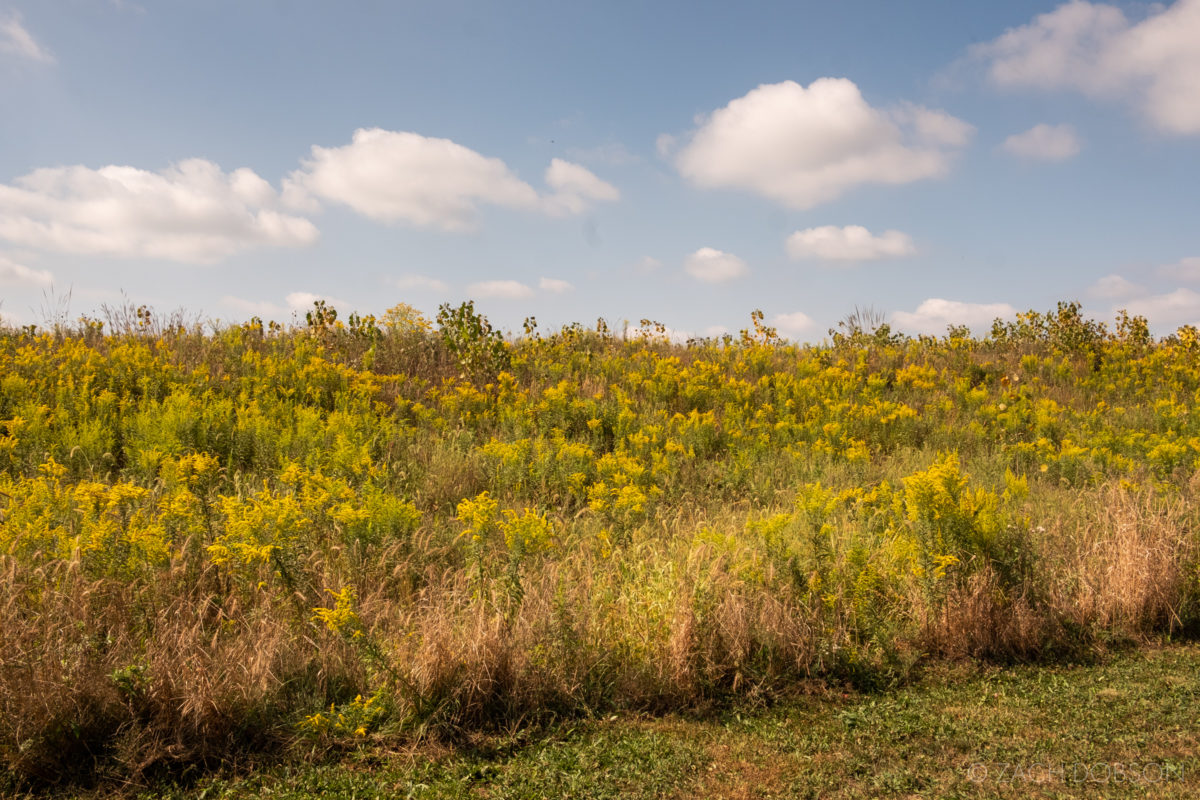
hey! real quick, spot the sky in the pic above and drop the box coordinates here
[1,0,1199,341]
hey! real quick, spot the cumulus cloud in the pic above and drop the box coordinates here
[1159,256,1200,282]
[285,291,349,311]
[1120,288,1200,327]
[786,225,916,262]
[285,129,536,229]
[0,255,53,287]
[1001,123,1082,160]
[389,274,450,292]
[285,129,617,231]
[773,311,817,338]
[1,11,53,63]
[220,291,350,319]
[974,1,1128,93]
[538,277,573,293]
[467,279,534,299]
[1087,274,1144,299]
[972,0,1200,135]
[890,102,976,149]
[542,158,620,215]
[672,79,973,209]
[892,298,1018,335]
[0,160,318,262]
[683,247,748,283]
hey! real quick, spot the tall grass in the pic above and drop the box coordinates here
[1,300,1198,791]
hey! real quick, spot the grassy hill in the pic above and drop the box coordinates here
[2,299,1199,792]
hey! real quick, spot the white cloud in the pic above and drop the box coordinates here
[1158,256,1200,282]
[1,11,53,63]
[286,291,350,311]
[0,160,318,262]
[786,225,916,262]
[892,298,1018,335]
[221,292,350,319]
[285,129,617,231]
[1121,288,1200,327]
[683,247,748,283]
[285,129,537,230]
[890,102,976,148]
[1001,123,1082,160]
[655,134,677,158]
[542,158,620,216]
[974,1,1128,93]
[467,279,535,299]
[773,311,817,338]
[1087,274,1144,299]
[673,79,973,209]
[973,0,1200,135]
[389,274,450,292]
[634,255,662,272]
[538,277,573,293]
[0,255,52,287]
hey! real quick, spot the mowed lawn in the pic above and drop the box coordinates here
[134,641,1200,800]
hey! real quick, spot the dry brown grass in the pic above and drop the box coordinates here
[0,552,366,789]
[920,569,1063,661]
[3,482,1198,792]
[1051,485,1194,636]
[0,557,127,787]
[920,483,1199,662]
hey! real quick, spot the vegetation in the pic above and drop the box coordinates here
[1,298,1199,792]
[138,643,1200,799]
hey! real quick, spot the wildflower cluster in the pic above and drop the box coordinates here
[4,299,1200,786]
[301,690,387,739]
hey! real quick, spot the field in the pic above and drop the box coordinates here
[2,299,1199,794]
[140,643,1200,799]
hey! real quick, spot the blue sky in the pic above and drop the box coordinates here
[1,0,1198,340]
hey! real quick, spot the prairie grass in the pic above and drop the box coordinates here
[131,642,1200,800]
[1,300,1199,791]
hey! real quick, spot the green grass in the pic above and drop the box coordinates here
[115,641,1200,800]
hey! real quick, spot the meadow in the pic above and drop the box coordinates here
[2,298,1198,792]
